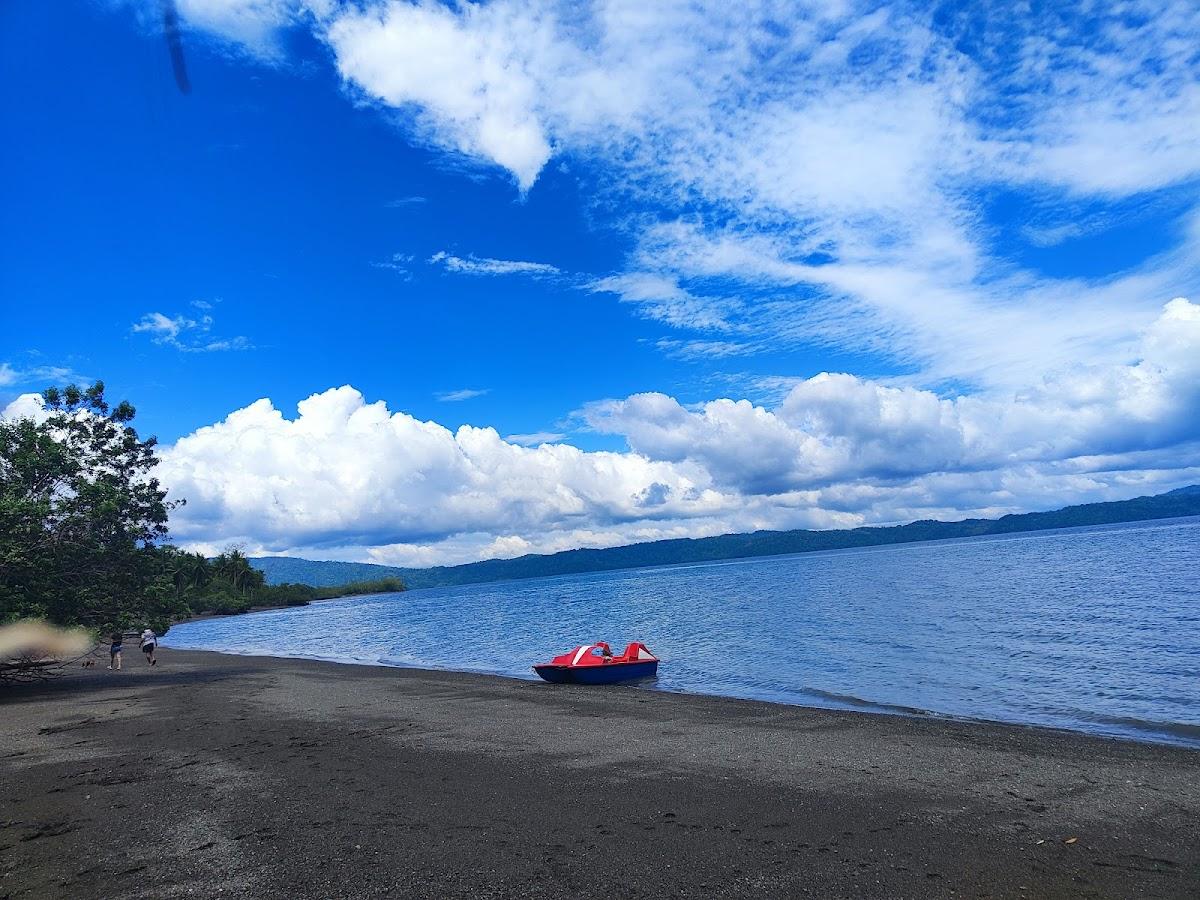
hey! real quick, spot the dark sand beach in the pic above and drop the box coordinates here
[2,649,1197,899]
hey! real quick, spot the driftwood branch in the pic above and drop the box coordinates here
[0,654,66,683]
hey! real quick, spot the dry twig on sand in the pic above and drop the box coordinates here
[0,620,95,685]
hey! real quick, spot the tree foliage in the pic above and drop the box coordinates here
[1,382,406,633]
[0,382,182,630]
[158,547,405,616]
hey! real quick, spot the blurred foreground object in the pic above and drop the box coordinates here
[0,620,94,683]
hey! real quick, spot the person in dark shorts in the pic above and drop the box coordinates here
[108,632,123,670]
[140,627,158,666]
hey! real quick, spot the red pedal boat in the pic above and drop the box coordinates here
[533,642,659,684]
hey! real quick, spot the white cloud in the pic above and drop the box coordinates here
[654,339,752,360]
[172,0,301,57]
[613,217,1200,390]
[110,3,1200,563]
[199,336,254,352]
[160,384,729,556]
[588,273,739,332]
[586,299,1200,494]
[132,310,253,352]
[372,252,414,276]
[159,300,1200,564]
[324,0,555,190]
[133,312,193,342]
[0,363,86,390]
[145,2,1200,390]
[983,1,1200,197]
[1,393,50,423]
[505,431,565,446]
[435,388,490,402]
[429,251,560,277]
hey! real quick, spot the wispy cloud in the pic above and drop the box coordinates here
[153,2,1200,391]
[435,388,490,402]
[159,0,299,60]
[0,361,86,388]
[372,252,414,277]
[384,196,426,207]
[198,336,253,352]
[654,339,752,360]
[322,1,1200,391]
[588,273,739,332]
[110,1,1200,563]
[429,251,560,278]
[132,309,253,353]
[505,431,565,446]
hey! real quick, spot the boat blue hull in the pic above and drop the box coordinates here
[534,660,658,684]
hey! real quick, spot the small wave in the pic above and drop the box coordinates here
[798,687,933,718]
[1071,711,1200,744]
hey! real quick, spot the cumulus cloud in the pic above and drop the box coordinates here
[103,3,1200,563]
[159,385,729,556]
[587,299,1200,494]
[1,393,50,423]
[159,300,1200,564]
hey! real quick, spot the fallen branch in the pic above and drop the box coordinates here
[0,653,66,684]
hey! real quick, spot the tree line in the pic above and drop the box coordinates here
[0,381,403,635]
[159,546,406,620]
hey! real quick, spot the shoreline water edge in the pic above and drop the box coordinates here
[160,516,1200,751]
[3,648,1197,899]
[160,636,1200,751]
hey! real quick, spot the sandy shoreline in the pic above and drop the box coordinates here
[3,649,1198,899]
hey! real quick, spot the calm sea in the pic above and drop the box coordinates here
[163,517,1200,747]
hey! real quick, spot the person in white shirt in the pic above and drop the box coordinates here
[140,628,158,667]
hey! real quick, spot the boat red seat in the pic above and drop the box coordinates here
[533,641,659,684]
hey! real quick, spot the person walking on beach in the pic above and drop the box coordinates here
[107,631,124,670]
[140,627,158,666]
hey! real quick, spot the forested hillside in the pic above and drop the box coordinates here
[253,485,1200,590]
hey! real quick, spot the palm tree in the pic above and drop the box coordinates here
[187,552,210,591]
[215,547,258,597]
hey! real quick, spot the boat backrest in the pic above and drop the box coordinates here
[623,642,656,661]
[570,645,592,665]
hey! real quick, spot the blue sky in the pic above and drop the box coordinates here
[3,1,1200,565]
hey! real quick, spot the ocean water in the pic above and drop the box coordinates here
[163,517,1200,747]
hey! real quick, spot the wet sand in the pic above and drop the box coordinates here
[2,649,1197,898]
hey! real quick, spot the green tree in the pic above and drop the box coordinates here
[212,547,264,597]
[0,382,183,629]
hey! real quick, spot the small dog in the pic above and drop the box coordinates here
[81,659,96,668]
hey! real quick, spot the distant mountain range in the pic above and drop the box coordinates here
[251,485,1200,590]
